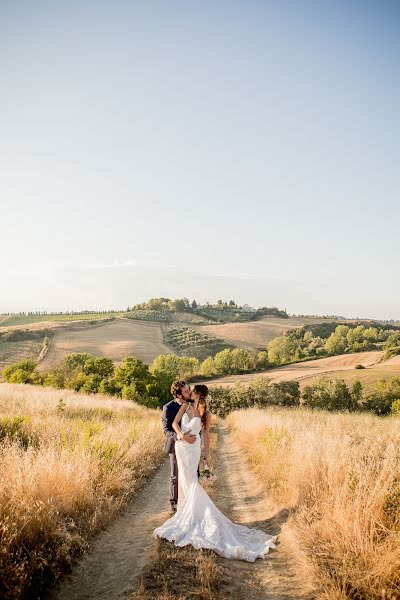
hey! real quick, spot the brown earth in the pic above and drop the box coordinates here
[39,319,173,368]
[195,317,341,350]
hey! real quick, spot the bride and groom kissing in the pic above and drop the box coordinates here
[153,380,277,562]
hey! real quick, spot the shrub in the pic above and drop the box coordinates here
[302,377,358,411]
[208,377,300,417]
[383,332,400,359]
[2,360,37,384]
[364,378,400,415]
[391,399,400,415]
[82,357,114,378]
[150,355,199,379]
[355,364,365,369]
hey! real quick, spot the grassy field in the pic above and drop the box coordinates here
[39,318,172,368]
[299,354,400,393]
[0,382,164,600]
[0,313,127,328]
[195,316,342,350]
[228,407,400,599]
[0,339,45,371]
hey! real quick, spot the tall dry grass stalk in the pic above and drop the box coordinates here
[0,383,164,600]
[227,407,400,599]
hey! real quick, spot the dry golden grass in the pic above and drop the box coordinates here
[227,408,400,599]
[39,318,173,368]
[0,383,164,600]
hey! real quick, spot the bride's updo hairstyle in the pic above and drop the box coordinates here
[193,384,209,428]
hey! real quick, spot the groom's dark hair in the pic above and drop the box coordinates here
[171,380,186,399]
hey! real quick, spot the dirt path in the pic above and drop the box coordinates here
[51,461,171,600]
[211,424,316,599]
[53,425,316,600]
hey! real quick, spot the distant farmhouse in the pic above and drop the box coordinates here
[242,304,257,313]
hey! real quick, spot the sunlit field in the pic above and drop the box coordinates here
[227,407,400,599]
[0,383,164,600]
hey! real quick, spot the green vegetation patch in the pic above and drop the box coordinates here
[126,309,170,322]
[164,326,232,360]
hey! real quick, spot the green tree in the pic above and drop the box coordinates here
[302,377,355,411]
[115,357,151,394]
[64,353,92,371]
[363,327,378,343]
[150,355,199,379]
[83,357,114,378]
[267,335,297,365]
[383,333,400,359]
[200,356,217,377]
[351,380,363,406]
[364,378,400,415]
[98,377,120,396]
[213,349,234,374]
[324,325,350,355]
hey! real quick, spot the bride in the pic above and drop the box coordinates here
[153,384,277,562]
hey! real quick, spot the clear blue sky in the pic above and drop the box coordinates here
[1,1,399,318]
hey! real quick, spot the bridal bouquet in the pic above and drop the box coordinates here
[199,459,216,483]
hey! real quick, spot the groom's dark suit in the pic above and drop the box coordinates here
[161,399,182,507]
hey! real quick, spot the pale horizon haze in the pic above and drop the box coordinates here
[1,1,399,319]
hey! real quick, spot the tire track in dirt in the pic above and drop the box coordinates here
[51,460,171,600]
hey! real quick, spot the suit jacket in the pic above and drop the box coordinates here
[162,400,182,454]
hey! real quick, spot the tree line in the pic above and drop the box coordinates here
[267,323,400,365]
[209,375,400,418]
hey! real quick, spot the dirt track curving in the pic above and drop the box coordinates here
[51,461,171,600]
[53,424,316,600]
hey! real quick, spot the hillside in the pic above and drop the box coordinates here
[0,319,114,371]
[207,350,391,388]
[39,319,172,369]
[195,316,342,350]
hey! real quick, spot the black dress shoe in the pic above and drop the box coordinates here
[170,502,177,514]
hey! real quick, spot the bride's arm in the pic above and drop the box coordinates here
[173,403,197,444]
[202,411,212,463]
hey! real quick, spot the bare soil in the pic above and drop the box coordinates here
[40,319,172,368]
[195,317,341,350]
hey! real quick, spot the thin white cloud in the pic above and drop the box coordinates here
[84,259,138,270]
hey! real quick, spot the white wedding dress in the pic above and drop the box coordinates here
[153,413,277,562]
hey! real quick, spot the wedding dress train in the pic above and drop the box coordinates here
[153,413,277,562]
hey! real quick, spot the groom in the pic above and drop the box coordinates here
[162,380,197,513]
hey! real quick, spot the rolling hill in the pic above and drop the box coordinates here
[194,316,341,350]
[206,350,398,389]
[39,319,172,368]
